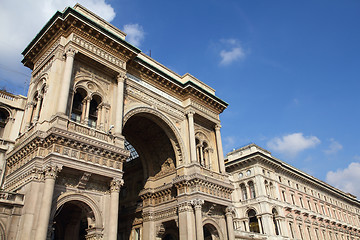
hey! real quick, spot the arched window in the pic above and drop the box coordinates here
[195,137,211,168]
[272,208,280,235]
[265,180,269,196]
[88,95,102,128]
[249,181,256,199]
[248,209,260,233]
[0,108,10,138]
[71,88,87,123]
[240,183,247,200]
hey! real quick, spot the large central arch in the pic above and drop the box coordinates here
[118,107,184,239]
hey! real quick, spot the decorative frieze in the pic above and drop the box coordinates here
[126,85,184,119]
[173,173,233,200]
[73,34,125,68]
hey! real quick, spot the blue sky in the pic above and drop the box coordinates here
[1,0,360,197]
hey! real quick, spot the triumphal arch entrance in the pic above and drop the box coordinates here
[3,4,235,240]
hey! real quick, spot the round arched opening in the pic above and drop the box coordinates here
[53,201,94,240]
[119,112,178,239]
[203,223,220,240]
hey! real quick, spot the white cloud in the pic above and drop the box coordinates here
[326,162,360,198]
[0,0,115,89]
[223,136,236,153]
[267,133,320,157]
[123,24,145,47]
[324,138,343,154]
[219,39,245,65]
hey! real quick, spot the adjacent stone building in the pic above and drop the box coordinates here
[0,4,359,240]
[226,144,360,240]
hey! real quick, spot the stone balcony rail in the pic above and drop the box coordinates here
[67,120,111,143]
[0,91,15,101]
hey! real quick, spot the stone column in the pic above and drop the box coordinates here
[114,72,126,136]
[187,111,197,163]
[261,213,275,235]
[25,102,34,129]
[35,164,62,240]
[191,199,204,240]
[80,98,87,123]
[84,97,91,125]
[178,201,195,240]
[143,212,156,240]
[257,216,263,234]
[199,144,204,166]
[58,48,77,115]
[225,207,235,240]
[215,124,225,173]
[100,105,106,130]
[108,178,123,240]
[20,168,43,240]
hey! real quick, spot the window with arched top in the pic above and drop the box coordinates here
[195,136,212,169]
[88,95,102,128]
[248,209,260,233]
[0,108,10,138]
[249,181,256,199]
[240,183,247,201]
[71,88,87,123]
[272,208,280,235]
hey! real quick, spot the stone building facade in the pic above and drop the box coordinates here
[226,144,360,240]
[0,4,359,240]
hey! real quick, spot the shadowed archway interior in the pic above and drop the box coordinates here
[118,113,177,239]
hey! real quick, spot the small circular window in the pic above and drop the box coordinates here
[238,173,243,178]
[246,170,251,176]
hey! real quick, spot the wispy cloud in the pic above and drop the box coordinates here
[123,24,145,47]
[223,136,236,153]
[0,0,116,91]
[219,39,245,65]
[324,138,343,155]
[267,132,320,157]
[326,162,360,198]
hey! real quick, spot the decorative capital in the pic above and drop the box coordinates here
[177,201,192,213]
[191,199,204,209]
[65,48,77,58]
[117,71,127,83]
[215,124,222,131]
[110,178,124,192]
[225,206,235,216]
[43,163,62,180]
[185,110,195,117]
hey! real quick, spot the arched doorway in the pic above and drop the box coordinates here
[119,111,179,239]
[203,223,220,240]
[53,201,95,240]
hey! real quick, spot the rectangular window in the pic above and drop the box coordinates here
[282,191,287,202]
[291,194,295,205]
[300,197,304,208]
[307,200,312,211]
[289,223,294,239]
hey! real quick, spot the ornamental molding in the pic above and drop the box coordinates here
[73,61,112,89]
[125,84,184,119]
[6,127,129,175]
[43,163,62,180]
[173,173,233,200]
[72,34,125,69]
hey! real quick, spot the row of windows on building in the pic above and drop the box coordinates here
[279,175,355,212]
[287,221,358,240]
[281,188,360,227]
